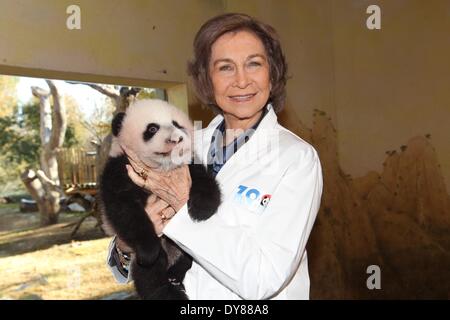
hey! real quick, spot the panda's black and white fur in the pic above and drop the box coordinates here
[99,99,221,300]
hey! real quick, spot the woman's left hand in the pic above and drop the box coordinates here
[122,143,192,212]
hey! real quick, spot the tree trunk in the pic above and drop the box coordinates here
[21,169,60,225]
[23,81,67,226]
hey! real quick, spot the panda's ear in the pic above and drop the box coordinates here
[111,112,126,137]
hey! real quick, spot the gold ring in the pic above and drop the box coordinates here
[139,168,148,180]
[160,213,167,221]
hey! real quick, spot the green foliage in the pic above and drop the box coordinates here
[0,102,41,165]
[0,100,79,194]
[136,88,161,100]
[0,76,19,117]
[64,125,78,148]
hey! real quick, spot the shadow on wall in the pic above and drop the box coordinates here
[279,109,450,299]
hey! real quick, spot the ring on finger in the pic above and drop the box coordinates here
[139,168,148,180]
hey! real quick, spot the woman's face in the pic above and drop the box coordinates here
[209,30,271,127]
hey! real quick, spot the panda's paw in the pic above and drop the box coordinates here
[187,181,221,221]
[187,196,218,222]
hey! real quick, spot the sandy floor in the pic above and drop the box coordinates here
[0,204,134,300]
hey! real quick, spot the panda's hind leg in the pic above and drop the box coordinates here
[132,257,188,300]
[167,251,192,284]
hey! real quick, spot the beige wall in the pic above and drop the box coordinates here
[332,0,450,190]
[0,0,448,189]
[0,0,224,83]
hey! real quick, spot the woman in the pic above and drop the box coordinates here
[108,13,323,300]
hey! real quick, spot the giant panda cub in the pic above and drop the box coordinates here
[99,99,221,300]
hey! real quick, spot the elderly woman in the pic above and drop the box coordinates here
[108,13,323,300]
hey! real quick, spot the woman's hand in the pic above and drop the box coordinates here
[127,164,192,212]
[145,194,176,236]
[122,143,192,212]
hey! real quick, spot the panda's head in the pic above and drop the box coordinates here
[111,99,194,171]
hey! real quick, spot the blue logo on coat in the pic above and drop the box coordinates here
[234,185,271,213]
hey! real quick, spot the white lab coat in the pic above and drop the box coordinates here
[163,104,323,300]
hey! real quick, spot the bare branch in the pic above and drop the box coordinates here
[32,86,52,149]
[46,80,67,150]
[36,169,57,186]
[36,169,65,194]
[66,81,120,99]
[87,83,120,99]
[31,86,50,98]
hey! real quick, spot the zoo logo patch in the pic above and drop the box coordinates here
[234,184,272,213]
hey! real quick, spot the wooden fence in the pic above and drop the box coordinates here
[57,148,98,195]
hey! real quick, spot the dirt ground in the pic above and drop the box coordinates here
[0,204,134,300]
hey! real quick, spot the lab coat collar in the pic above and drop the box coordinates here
[198,104,278,176]
[204,103,277,134]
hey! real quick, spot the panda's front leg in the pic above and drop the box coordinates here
[187,164,221,222]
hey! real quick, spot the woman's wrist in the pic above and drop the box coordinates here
[174,198,189,212]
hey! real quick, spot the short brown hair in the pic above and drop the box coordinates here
[187,13,288,113]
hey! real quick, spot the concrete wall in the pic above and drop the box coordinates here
[332,0,450,190]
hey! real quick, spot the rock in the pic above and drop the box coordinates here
[68,203,86,212]
[19,199,38,213]
[353,171,380,199]
[66,193,94,212]
[0,196,13,204]
[304,112,384,298]
[286,111,450,299]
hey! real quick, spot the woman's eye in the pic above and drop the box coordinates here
[219,65,233,72]
[248,61,262,67]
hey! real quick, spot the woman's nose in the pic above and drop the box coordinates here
[234,67,250,88]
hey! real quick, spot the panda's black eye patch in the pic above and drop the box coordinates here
[143,123,160,141]
[172,121,184,130]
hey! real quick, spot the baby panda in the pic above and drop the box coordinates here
[99,99,221,300]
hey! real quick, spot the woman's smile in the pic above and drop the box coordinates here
[228,92,257,103]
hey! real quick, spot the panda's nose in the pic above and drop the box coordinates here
[166,135,183,144]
